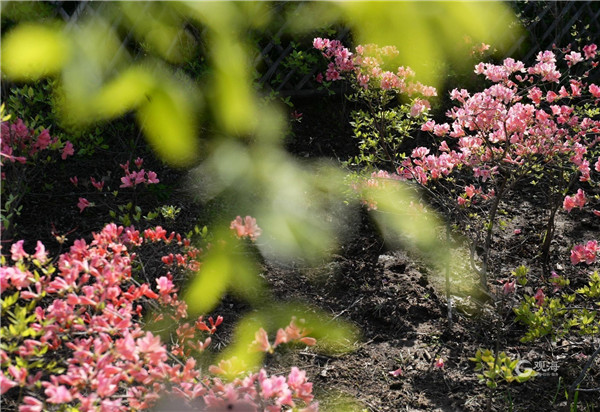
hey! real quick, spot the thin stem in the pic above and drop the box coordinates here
[481,176,509,290]
[446,220,453,330]
[568,343,600,408]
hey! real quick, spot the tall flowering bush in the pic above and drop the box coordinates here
[0,107,74,240]
[391,43,600,282]
[314,38,437,171]
[0,223,318,411]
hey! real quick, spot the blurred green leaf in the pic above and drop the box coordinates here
[1,22,70,80]
[92,65,156,119]
[184,243,232,315]
[218,302,359,375]
[119,2,195,63]
[184,229,264,314]
[136,75,200,167]
[1,1,55,22]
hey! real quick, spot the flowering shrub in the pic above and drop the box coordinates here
[505,236,599,342]
[314,38,436,171]
[0,107,74,240]
[1,224,317,411]
[513,267,599,342]
[390,43,600,280]
[72,157,162,227]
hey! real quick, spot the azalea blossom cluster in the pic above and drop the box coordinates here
[313,37,436,114]
[249,317,317,354]
[230,215,263,241]
[72,157,160,214]
[393,44,600,214]
[119,157,160,188]
[0,117,74,176]
[563,188,588,212]
[1,224,316,411]
[570,240,598,265]
[203,364,317,411]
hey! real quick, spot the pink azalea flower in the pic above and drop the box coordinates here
[19,396,43,412]
[146,171,159,184]
[389,368,403,377]
[325,67,340,82]
[565,51,583,66]
[435,358,445,369]
[411,147,430,159]
[357,74,369,89]
[69,176,78,186]
[421,120,435,132]
[581,240,598,264]
[0,270,9,294]
[0,372,17,394]
[474,42,490,54]
[574,189,587,208]
[249,328,272,353]
[136,332,167,364]
[10,240,29,261]
[155,276,175,295]
[120,174,134,188]
[464,185,477,199]
[433,123,450,136]
[570,80,582,96]
[563,196,576,212]
[380,71,399,90]
[33,129,51,151]
[61,141,74,160]
[134,170,146,185]
[260,374,291,403]
[291,110,303,121]
[409,99,430,118]
[583,43,597,59]
[534,288,545,306]
[546,90,558,102]
[563,189,586,212]
[589,84,600,98]
[44,383,73,404]
[287,367,314,403]
[312,37,326,50]
[570,245,585,265]
[503,280,516,295]
[90,177,104,191]
[77,197,90,213]
[134,157,144,168]
[33,241,47,263]
[549,271,563,293]
[527,87,543,105]
[230,216,262,241]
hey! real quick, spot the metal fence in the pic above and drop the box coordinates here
[32,1,600,96]
[505,1,600,63]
